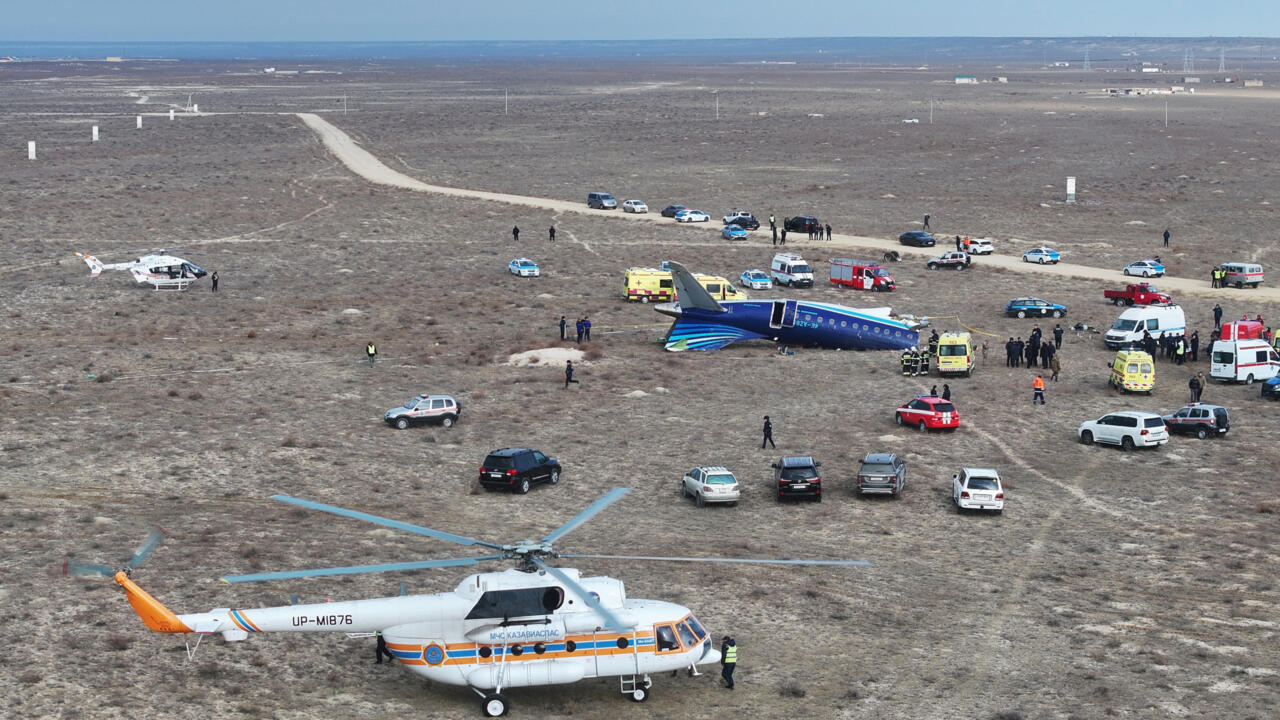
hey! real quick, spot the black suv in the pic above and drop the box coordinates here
[784,216,821,233]
[856,452,906,497]
[772,456,822,502]
[479,448,561,494]
[727,215,761,231]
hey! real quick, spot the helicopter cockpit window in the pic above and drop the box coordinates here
[465,587,565,620]
[655,624,680,652]
[675,620,697,648]
[685,615,708,641]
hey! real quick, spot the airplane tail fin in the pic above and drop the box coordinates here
[114,571,192,633]
[75,252,104,277]
[667,262,725,313]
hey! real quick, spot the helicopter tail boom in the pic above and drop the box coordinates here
[114,571,193,633]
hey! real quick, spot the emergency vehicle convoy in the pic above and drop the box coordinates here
[829,258,896,291]
[622,267,744,303]
[1103,283,1172,306]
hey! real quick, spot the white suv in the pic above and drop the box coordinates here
[1077,411,1169,451]
[952,467,1004,513]
[681,466,740,507]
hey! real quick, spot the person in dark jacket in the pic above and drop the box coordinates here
[942,384,951,401]
[210,271,219,292]
[549,226,556,242]
[565,360,579,388]
[720,636,737,690]
[761,416,775,449]
[512,226,520,241]
[1188,374,1202,403]
[1053,324,1064,349]
[1213,304,1223,329]
[1189,330,1199,362]
[375,631,394,664]
[366,341,377,367]
[559,315,567,341]
[1024,339,1038,369]
[582,317,592,342]
[575,318,585,344]
[825,223,832,241]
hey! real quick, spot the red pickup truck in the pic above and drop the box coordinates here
[1103,283,1171,306]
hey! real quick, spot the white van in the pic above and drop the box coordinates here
[1220,262,1263,289]
[770,253,814,288]
[1104,304,1185,349]
[1210,339,1280,383]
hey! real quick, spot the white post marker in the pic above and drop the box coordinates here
[28,141,36,160]
[137,115,143,129]
[192,103,198,113]
[169,108,175,120]
[92,125,99,142]
[1066,176,1077,204]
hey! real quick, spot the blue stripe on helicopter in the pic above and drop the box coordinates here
[230,610,259,632]
[394,637,656,661]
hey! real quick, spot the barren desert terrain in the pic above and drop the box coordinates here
[1,58,1279,720]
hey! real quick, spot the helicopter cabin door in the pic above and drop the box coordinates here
[592,628,641,677]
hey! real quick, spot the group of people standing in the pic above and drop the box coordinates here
[512,225,557,242]
[1140,329,1199,365]
[558,315,592,343]
[1003,325,1063,380]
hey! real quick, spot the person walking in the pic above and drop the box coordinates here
[375,631,394,664]
[1163,228,1171,248]
[1050,353,1062,382]
[761,416,776,449]
[769,214,776,232]
[1032,375,1046,405]
[720,636,738,690]
[942,383,951,401]
[1194,372,1205,402]
[582,317,592,342]
[210,270,219,292]
[1188,373,1202,403]
[559,315,567,341]
[512,225,520,242]
[549,226,556,242]
[1053,323,1064,350]
[825,223,832,241]
[564,360,579,388]
[955,235,963,252]
[365,341,377,367]
[923,213,931,230]
[1213,304,1223,330]
[780,228,787,245]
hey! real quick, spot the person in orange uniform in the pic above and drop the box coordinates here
[1033,375,1046,405]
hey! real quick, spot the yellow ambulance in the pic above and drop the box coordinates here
[1109,349,1155,393]
[935,331,975,377]
[622,267,745,303]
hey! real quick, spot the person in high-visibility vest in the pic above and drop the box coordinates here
[366,341,377,367]
[374,631,393,664]
[720,636,737,690]
[1032,375,1046,405]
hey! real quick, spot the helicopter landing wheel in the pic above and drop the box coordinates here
[630,686,650,703]
[480,692,509,717]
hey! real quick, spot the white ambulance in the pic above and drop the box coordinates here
[770,253,815,288]
[1210,338,1280,384]
[1104,304,1185,349]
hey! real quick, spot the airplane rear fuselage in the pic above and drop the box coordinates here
[658,299,919,351]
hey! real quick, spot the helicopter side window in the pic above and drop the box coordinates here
[655,624,680,652]
[465,587,564,620]
[675,621,697,649]
[685,615,707,641]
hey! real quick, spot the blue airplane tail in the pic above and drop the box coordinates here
[663,317,767,351]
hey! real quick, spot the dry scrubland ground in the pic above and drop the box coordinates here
[1,62,1278,720]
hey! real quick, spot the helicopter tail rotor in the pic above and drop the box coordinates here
[64,525,169,578]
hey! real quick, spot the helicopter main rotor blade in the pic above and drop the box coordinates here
[532,557,630,632]
[558,553,873,567]
[65,561,115,577]
[541,488,629,544]
[126,527,168,569]
[220,554,507,584]
[272,495,504,550]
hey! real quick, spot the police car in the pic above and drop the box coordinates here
[1162,403,1229,439]
[508,258,540,277]
[895,395,960,432]
[384,394,462,430]
[740,269,772,290]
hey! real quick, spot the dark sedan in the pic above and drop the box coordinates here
[660,205,686,218]
[727,216,761,230]
[784,216,821,233]
[898,231,937,247]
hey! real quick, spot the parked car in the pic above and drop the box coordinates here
[784,216,821,233]
[952,468,1005,513]
[1263,375,1280,399]
[1103,282,1172,306]
[1123,259,1165,278]
[384,394,462,430]
[680,466,741,507]
[1022,247,1061,264]
[898,231,936,247]
[586,191,617,210]
[967,237,995,255]
[725,215,761,230]
[772,456,822,502]
[478,448,561,494]
[927,251,972,270]
[1077,411,1169,451]
[895,395,960,432]
[721,225,750,241]
[1162,403,1230,439]
[855,453,906,497]
[674,209,710,223]
[740,269,772,290]
[660,204,686,218]
[621,199,648,213]
[1004,297,1067,318]
[722,210,754,224]
[508,257,540,277]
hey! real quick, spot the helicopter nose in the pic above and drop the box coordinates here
[699,643,721,665]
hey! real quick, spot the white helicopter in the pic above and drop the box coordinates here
[115,488,869,717]
[74,250,207,290]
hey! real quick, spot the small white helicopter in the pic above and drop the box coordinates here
[115,488,869,717]
[74,251,207,290]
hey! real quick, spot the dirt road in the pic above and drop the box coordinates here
[298,112,1280,302]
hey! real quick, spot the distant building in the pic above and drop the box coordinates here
[1244,79,1264,87]
[992,76,1009,83]
[954,75,978,84]
[105,57,123,62]
[1180,76,1200,83]
[1141,67,1161,73]
[1051,61,1070,67]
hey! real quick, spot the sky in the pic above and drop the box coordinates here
[6,0,1278,41]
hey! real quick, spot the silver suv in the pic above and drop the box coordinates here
[856,453,906,497]
[384,394,461,430]
[587,191,617,209]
